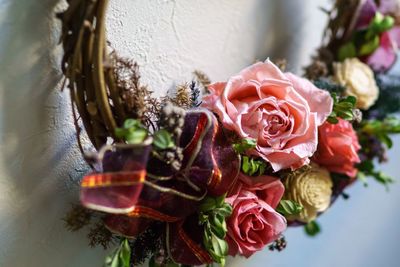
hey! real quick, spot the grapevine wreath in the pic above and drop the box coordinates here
[60,0,400,266]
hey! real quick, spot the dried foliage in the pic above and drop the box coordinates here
[113,56,161,129]
[304,60,329,80]
[268,236,287,252]
[130,223,164,266]
[193,70,211,91]
[88,222,114,250]
[169,83,193,109]
[305,0,361,73]
[64,204,92,232]
[274,58,287,71]
[322,0,362,54]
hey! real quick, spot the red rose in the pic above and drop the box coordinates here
[313,119,361,178]
[225,174,286,257]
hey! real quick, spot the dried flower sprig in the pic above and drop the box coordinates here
[87,222,114,250]
[64,204,93,232]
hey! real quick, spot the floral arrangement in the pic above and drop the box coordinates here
[60,0,400,266]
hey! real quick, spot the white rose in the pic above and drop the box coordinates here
[282,163,333,223]
[334,58,379,110]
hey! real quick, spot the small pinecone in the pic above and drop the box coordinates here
[269,236,287,252]
[304,60,328,80]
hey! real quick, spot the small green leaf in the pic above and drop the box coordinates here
[241,156,267,176]
[115,119,148,144]
[338,42,357,61]
[359,35,380,56]
[357,171,369,187]
[199,195,232,266]
[119,239,131,267]
[242,156,250,173]
[233,138,257,154]
[123,119,140,129]
[199,197,217,212]
[345,95,357,105]
[376,132,393,149]
[304,221,321,237]
[104,239,131,267]
[277,200,303,216]
[327,116,339,124]
[374,172,395,191]
[328,93,357,123]
[153,129,175,150]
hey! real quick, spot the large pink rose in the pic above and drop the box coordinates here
[313,119,361,178]
[225,173,286,258]
[202,60,333,171]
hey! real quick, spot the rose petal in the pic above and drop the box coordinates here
[285,73,333,125]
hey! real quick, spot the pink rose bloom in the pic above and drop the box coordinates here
[225,173,287,258]
[313,119,361,178]
[202,60,333,171]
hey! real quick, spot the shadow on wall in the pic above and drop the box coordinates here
[0,1,104,266]
[254,1,305,68]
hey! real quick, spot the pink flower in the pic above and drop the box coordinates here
[225,173,286,258]
[313,119,361,178]
[356,0,400,72]
[202,60,333,171]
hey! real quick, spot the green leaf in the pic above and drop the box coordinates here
[359,35,380,56]
[215,194,226,207]
[361,117,400,149]
[199,195,232,266]
[119,239,131,267]
[327,116,339,124]
[126,129,148,144]
[153,129,175,150]
[115,119,148,144]
[233,138,256,154]
[241,156,267,176]
[104,239,131,267]
[338,42,357,61]
[304,221,321,237]
[328,93,357,123]
[356,159,395,190]
[377,133,393,149]
[215,204,233,218]
[374,172,395,191]
[345,95,357,105]
[242,156,250,173]
[123,119,140,129]
[199,197,217,212]
[277,200,303,216]
[357,171,369,187]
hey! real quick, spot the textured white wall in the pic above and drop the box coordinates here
[1,1,399,267]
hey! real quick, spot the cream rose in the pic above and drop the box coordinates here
[334,58,379,110]
[282,163,333,223]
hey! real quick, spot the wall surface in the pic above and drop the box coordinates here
[0,1,399,267]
